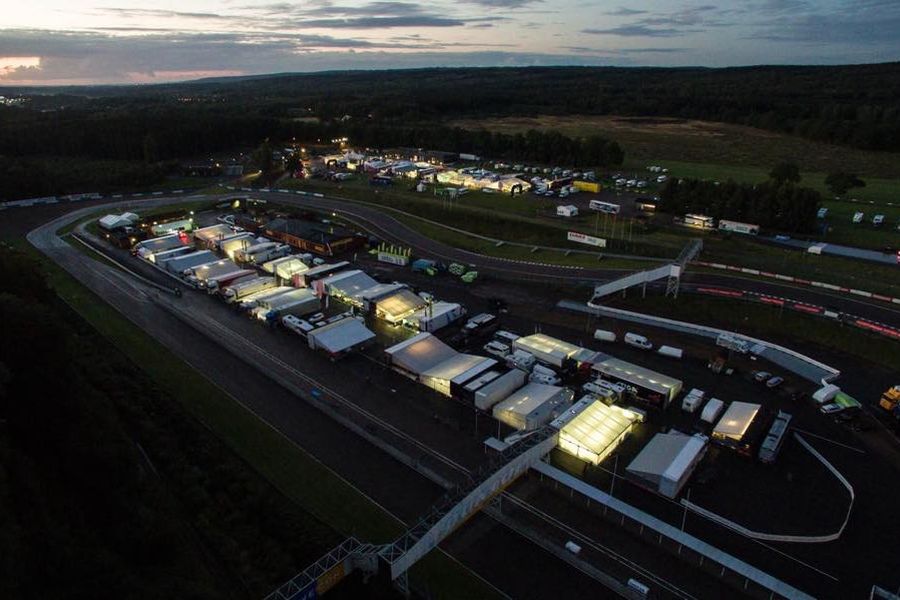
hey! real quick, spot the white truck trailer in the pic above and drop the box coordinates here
[234,242,291,265]
[221,276,278,303]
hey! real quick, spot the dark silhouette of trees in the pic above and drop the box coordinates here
[659,177,820,233]
[769,162,801,185]
[824,172,866,196]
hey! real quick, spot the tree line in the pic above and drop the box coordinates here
[0,246,346,599]
[658,177,821,233]
[20,63,892,152]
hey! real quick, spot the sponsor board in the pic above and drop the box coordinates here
[567,231,607,248]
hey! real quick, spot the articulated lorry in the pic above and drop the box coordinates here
[221,276,277,303]
[238,286,295,310]
[251,288,320,322]
[234,242,291,265]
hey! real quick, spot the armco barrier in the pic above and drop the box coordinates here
[693,260,900,305]
[680,433,854,544]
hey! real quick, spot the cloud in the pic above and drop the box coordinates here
[604,7,648,16]
[461,0,543,7]
[560,45,686,55]
[97,8,231,20]
[0,29,544,85]
[744,0,900,44]
[582,25,686,37]
[289,16,471,28]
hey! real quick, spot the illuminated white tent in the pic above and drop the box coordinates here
[713,402,760,442]
[557,398,641,465]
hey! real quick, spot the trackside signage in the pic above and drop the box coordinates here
[567,231,607,248]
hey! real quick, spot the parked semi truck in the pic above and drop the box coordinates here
[234,242,291,265]
[221,276,278,303]
[203,268,256,292]
[879,385,900,412]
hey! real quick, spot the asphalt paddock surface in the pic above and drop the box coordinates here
[7,197,900,598]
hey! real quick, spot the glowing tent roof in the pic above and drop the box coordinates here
[713,402,760,441]
[557,399,641,465]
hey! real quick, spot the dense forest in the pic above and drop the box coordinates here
[5,63,899,151]
[0,246,362,599]
[658,177,821,233]
[2,63,899,199]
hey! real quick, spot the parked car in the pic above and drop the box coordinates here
[753,371,772,383]
[820,403,843,414]
[766,376,784,388]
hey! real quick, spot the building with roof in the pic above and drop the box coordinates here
[627,432,707,498]
[493,383,574,431]
[556,398,642,465]
[370,288,427,324]
[261,256,309,283]
[712,401,766,455]
[98,212,138,231]
[307,317,375,359]
[512,333,599,369]
[405,301,466,333]
[264,218,364,256]
[592,358,683,409]
[384,333,495,397]
[193,224,234,249]
[319,270,379,304]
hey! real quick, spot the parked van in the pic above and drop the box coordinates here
[657,345,683,359]
[624,332,653,350]
[682,388,706,413]
[812,384,840,405]
[593,329,616,342]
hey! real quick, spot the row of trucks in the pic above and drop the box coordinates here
[136,225,331,327]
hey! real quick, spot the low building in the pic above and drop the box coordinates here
[98,212,139,231]
[384,333,495,397]
[627,432,707,498]
[493,383,574,431]
[307,317,375,359]
[264,218,364,256]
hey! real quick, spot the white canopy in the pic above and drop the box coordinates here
[308,318,375,355]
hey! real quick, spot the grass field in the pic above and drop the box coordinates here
[283,177,900,295]
[12,236,502,600]
[391,213,656,271]
[453,115,900,180]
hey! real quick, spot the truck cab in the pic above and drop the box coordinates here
[880,385,900,411]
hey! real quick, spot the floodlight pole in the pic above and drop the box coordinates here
[609,454,618,497]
